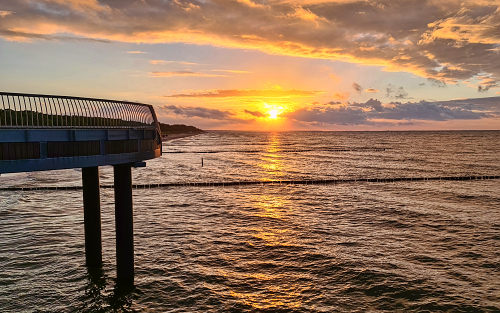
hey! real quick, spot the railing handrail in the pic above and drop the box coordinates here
[0,92,160,130]
[0,92,151,108]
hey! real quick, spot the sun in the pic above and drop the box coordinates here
[264,103,284,120]
[268,109,280,119]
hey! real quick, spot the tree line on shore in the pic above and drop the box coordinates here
[158,123,204,136]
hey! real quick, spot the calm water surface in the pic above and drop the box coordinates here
[0,131,499,312]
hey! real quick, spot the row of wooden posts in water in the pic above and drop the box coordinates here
[1,175,498,191]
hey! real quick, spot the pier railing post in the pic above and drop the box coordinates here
[82,166,102,268]
[113,163,134,288]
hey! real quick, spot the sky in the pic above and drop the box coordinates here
[0,0,499,130]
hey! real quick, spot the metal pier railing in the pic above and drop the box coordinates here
[0,92,157,129]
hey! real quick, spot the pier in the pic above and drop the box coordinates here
[0,92,162,288]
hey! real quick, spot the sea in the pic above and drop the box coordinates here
[0,131,499,312]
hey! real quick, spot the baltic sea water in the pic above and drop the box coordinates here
[0,131,499,312]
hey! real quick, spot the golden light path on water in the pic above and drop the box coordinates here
[206,132,304,310]
[257,132,287,180]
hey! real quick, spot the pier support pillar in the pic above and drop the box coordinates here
[82,166,102,268]
[114,164,134,288]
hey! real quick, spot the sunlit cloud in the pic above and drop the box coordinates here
[126,50,146,54]
[235,0,268,9]
[0,29,110,42]
[476,74,499,92]
[1,0,498,85]
[151,71,226,78]
[0,10,12,18]
[365,88,379,93]
[166,89,322,98]
[420,6,500,45]
[149,60,198,65]
[210,69,252,74]
[43,0,111,13]
[244,109,266,117]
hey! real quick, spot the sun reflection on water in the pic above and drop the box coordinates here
[228,286,302,310]
[219,187,306,310]
[257,133,287,180]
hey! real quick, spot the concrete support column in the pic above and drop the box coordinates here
[82,166,102,268]
[113,163,134,287]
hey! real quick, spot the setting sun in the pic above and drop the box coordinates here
[264,103,285,120]
[268,109,280,119]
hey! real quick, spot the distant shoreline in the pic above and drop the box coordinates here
[161,132,204,141]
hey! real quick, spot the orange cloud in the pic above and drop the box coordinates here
[149,60,198,65]
[421,7,500,45]
[235,0,268,9]
[151,71,225,77]
[127,50,146,54]
[166,89,322,98]
[365,88,379,93]
[1,0,499,85]
[0,10,12,18]
[43,0,110,13]
[210,69,251,74]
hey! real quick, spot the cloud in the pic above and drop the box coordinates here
[149,60,198,65]
[365,98,383,112]
[478,85,490,92]
[236,0,268,9]
[161,105,232,120]
[151,71,225,78]
[0,29,110,42]
[326,101,342,105]
[429,96,500,114]
[1,1,498,85]
[166,89,321,97]
[286,105,368,125]
[420,6,500,46]
[365,88,379,93]
[427,78,447,88]
[244,109,266,117]
[476,75,498,92]
[386,84,409,99]
[374,101,488,121]
[352,82,362,92]
[126,50,146,54]
[210,69,251,74]
[0,10,12,18]
[287,97,496,125]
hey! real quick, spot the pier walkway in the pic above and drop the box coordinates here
[0,92,162,287]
